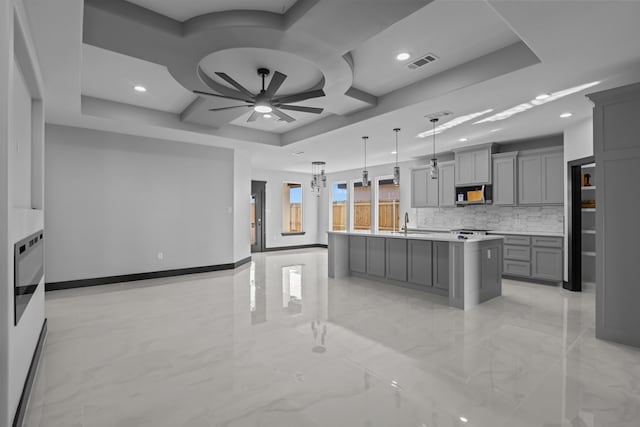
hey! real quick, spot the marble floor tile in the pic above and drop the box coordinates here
[22,248,640,427]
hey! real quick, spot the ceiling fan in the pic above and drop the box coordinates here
[193,68,325,123]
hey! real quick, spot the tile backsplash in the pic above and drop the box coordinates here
[415,205,564,233]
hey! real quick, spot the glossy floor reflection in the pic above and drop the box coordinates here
[24,249,640,427]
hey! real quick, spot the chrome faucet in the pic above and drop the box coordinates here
[403,212,409,234]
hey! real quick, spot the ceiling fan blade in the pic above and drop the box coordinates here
[278,104,323,114]
[247,111,261,122]
[272,108,295,123]
[193,90,252,103]
[215,72,255,99]
[197,67,253,102]
[265,71,287,97]
[208,105,252,112]
[272,89,325,104]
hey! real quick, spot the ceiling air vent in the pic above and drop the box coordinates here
[407,53,439,70]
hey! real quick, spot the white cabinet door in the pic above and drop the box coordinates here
[518,156,542,204]
[455,151,475,185]
[541,152,564,204]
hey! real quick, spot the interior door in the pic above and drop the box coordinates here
[251,181,266,253]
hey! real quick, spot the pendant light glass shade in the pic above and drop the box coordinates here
[362,136,369,187]
[392,128,400,185]
[310,161,326,194]
[429,118,439,180]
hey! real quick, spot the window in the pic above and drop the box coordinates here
[377,178,400,232]
[282,182,303,234]
[331,182,347,231]
[352,180,371,231]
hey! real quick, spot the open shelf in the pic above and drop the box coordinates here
[582,251,596,257]
[581,186,596,190]
[582,208,596,212]
[582,229,596,234]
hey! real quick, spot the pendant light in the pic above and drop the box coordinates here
[362,136,369,187]
[310,161,326,195]
[429,118,439,180]
[392,128,400,185]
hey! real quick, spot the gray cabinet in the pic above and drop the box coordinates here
[518,148,563,205]
[411,168,428,208]
[432,241,450,290]
[386,238,407,281]
[454,145,493,185]
[349,235,366,273]
[408,239,432,287]
[531,247,563,281]
[366,237,386,277]
[498,233,562,282]
[438,162,456,207]
[492,153,517,206]
[481,246,501,291]
[411,167,438,207]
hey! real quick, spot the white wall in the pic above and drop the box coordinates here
[563,117,593,281]
[233,150,251,261]
[252,169,320,248]
[45,125,239,283]
[2,0,46,423]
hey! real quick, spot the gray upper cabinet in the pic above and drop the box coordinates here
[426,167,439,207]
[349,235,366,273]
[454,145,493,185]
[386,238,407,281]
[411,168,428,208]
[541,152,564,204]
[438,162,456,207]
[518,148,563,205]
[492,153,517,206]
[408,240,432,287]
[366,237,386,277]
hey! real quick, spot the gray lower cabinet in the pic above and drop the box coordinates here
[407,239,432,287]
[531,247,563,281]
[498,234,563,282]
[432,241,450,290]
[386,238,407,281]
[366,237,386,277]
[349,235,366,273]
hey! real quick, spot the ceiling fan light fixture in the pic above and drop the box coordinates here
[254,104,272,113]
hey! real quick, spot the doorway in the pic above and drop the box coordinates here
[251,180,266,253]
[566,155,595,292]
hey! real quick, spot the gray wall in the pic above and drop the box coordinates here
[45,125,237,283]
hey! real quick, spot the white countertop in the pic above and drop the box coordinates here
[327,230,504,243]
[487,230,564,237]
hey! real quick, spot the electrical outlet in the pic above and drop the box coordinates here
[157,252,164,260]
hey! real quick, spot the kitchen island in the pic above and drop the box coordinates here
[328,231,504,310]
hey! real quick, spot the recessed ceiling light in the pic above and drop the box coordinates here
[460,416,469,423]
[396,52,411,61]
[560,112,573,118]
[490,128,502,132]
[459,138,468,142]
[391,151,398,154]
[535,93,550,100]
[133,85,147,93]
[263,114,272,119]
